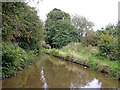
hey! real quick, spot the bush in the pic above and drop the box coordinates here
[2,42,30,79]
[49,49,59,55]
[98,34,119,60]
[82,30,99,47]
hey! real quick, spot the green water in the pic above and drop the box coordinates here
[2,54,119,88]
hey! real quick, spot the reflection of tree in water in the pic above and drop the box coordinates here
[20,55,49,88]
[40,67,48,88]
[48,55,119,87]
[21,60,43,88]
[2,55,119,88]
[2,55,46,88]
[2,60,44,88]
[62,62,118,88]
[43,58,94,88]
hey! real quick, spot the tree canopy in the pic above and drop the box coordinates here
[2,2,44,49]
[71,14,94,39]
[45,8,79,48]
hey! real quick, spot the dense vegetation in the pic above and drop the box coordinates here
[1,1,120,80]
[2,2,44,79]
[45,8,120,61]
[2,2,44,49]
[44,8,120,79]
[97,25,119,60]
[2,42,35,79]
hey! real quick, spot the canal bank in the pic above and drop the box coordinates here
[44,46,120,80]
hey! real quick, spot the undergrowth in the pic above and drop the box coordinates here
[2,42,36,79]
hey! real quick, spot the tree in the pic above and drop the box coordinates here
[71,14,94,40]
[96,24,118,38]
[45,8,71,30]
[2,2,44,50]
[45,8,79,48]
[2,1,45,79]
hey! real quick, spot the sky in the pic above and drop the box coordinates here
[28,0,120,31]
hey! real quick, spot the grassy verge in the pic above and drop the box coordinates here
[45,43,120,79]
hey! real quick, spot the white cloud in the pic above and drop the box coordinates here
[28,0,119,31]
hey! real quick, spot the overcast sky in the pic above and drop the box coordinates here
[28,0,119,31]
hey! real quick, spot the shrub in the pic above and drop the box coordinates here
[49,49,59,55]
[81,30,99,47]
[2,42,29,79]
[98,34,119,60]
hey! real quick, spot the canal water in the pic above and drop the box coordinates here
[2,54,119,88]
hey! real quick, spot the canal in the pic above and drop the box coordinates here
[2,54,119,88]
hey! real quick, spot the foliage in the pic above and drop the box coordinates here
[96,24,118,39]
[117,22,120,60]
[49,49,59,55]
[71,14,94,39]
[2,2,44,79]
[45,8,79,48]
[81,30,99,46]
[98,34,119,60]
[56,43,120,79]
[46,8,70,23]
[96,24,119,60]
[2,42,32,79]
[2,2,44,50]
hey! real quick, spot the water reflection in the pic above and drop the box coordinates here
[40,67,48,88]
[2,54,119,88]
[70,78,102,88]
[81,78,102,88]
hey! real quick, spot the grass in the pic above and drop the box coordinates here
[46,43,120,79]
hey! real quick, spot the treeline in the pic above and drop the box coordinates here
[45,8,120,61]
[45,8,94,48]
[2,2,44,79]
